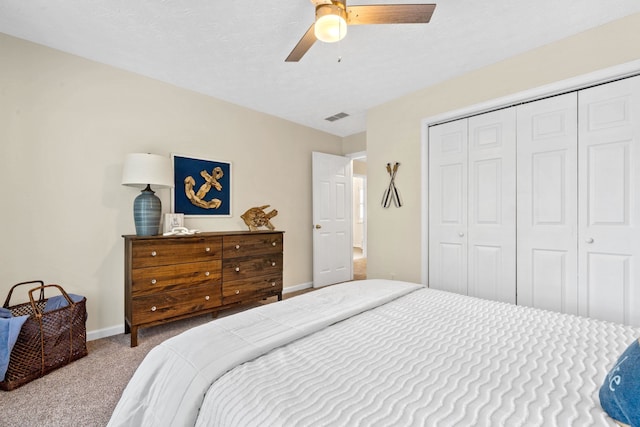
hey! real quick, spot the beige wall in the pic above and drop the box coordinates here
[0,34,342,336]
[366,13,640,283]
[342,131,366,154]
[352,159,367,176]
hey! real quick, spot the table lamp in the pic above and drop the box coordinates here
[121,153,174,236]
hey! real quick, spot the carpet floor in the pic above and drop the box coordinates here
[353,257,367,280]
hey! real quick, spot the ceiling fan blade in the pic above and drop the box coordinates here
[285,23,317,62]
[347,4,436,25]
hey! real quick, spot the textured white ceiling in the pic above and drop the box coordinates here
[1,1,639,137]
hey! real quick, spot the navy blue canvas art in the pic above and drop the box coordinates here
[172,154,232,216]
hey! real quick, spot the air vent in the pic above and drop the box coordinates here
[324,112,350,122]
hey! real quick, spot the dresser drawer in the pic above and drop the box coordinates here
[222,233,283,259]
[222,253,282,280]
[132,236,222,268]
[223,276,282,305]
[131,260,222,296]
[132,284,222,324]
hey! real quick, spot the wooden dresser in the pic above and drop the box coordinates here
[123,231,283,346]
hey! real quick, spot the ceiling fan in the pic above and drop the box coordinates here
[285,0,436,62]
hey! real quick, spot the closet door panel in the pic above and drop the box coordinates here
[470,244,502,301]
[428,120,468,295]
[585,253,629,324]
[578,75,640,326]
[467,108,516,304]
[530,249,569,313]
[516,93,578,314]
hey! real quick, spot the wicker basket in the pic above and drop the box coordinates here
[1,281,88,391]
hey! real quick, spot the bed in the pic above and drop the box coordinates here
[108,279,639,426]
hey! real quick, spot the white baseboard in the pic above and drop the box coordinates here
[283,282,313,294]
[87,324,123,342]
[86,281,315,341]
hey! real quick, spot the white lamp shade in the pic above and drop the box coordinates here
[121,153,174,189]
[314,5,347,43]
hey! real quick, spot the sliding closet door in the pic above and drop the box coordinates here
[516,93,578,314]
[428,119,468,294]
[578,75,640,326]
[467,109,517,304]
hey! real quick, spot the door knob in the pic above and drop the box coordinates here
[315,224,322,229]
[585,237,594,244]
[458,232,465,237]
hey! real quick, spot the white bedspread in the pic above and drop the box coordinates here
[196,283,639,427]
[108,279,422,427]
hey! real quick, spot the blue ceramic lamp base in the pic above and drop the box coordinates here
[133,185,162,236]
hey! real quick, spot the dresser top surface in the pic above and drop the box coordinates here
[123,230,284,241]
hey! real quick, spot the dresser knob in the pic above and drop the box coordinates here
[205,295,210,301]
[151,306,157,312]
[235,290,240,295]
[205,247,211,252]
[271,262,276,267]
[205,271,210,277]
[235,244,240,250]
[235,266,240,272]
[151,251,157,257]
[271,282,276,287]
[151,279,157,284]
[272,242,276,247]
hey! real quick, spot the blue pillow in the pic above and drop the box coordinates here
[600,338,640,426]
[0,315,29,382]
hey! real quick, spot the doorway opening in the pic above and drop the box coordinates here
[352,155,367,280]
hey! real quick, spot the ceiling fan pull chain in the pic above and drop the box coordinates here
[338,22,343,62]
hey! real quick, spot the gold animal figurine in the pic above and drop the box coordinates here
[241,205,278,231]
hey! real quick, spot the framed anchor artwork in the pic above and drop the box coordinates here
[171,153,232,217]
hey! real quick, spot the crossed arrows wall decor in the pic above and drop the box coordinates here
[382,162,402,208]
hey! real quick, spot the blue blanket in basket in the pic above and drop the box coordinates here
[0,312,29,381]
[44,293,84,312]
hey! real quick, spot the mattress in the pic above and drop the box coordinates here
[195,283,638,426]
[109,279,639,426]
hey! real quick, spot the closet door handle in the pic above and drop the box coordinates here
[458,232,465,237]
[585,237,594,244]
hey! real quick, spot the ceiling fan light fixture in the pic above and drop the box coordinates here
[286,1,436,62]
[314,4,348,43]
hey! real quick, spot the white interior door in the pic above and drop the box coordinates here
[467,108,517,304]
[516,92,578,314]
[428,119,468,294]
[312,152,352,288]
[578,75,640,326]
